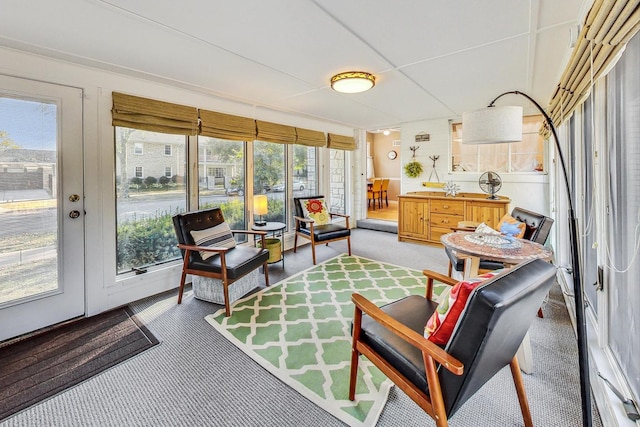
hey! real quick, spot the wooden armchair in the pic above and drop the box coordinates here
[172,208,270,316]
[349,259,557,427]
[293,195,351,265]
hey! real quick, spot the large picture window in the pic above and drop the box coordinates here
[198,136,246,230]
[115,128,186,274]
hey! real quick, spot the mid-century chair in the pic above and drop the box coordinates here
[172,208,270,316]
[367,179,383,210]
[350,259,557,427]
[380,178,390,207]
[446,207,554,276]
[293,195,351,265]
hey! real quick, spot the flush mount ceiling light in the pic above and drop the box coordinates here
[330,71,375,93]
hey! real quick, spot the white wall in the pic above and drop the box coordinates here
[0,46,354,316]
[399,119,551,217]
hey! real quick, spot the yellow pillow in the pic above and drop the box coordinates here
[497,214,526,239]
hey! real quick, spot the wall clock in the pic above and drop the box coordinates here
[387,150,397,160]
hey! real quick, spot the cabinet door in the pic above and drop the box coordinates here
[400,200,427,238]
[466,201,508,229]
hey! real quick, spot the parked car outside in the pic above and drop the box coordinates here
[271,181,305,192]
[225,186,244,196]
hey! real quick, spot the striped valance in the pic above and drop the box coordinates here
[549,0,640,125]
[112,92,198,135]
[256,120,296,144]
[327,133,356,151]
[199,109,256,141]
[295,128,326,147]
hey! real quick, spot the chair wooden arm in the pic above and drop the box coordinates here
[230,229,267,237]
[329,212,350,228]
[177,243,231,254]
[351,293,463,375]
[294,215,314,225]
[422,269,458,300]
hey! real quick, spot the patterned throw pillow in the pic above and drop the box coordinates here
[497,214,526,239]
[474,222,501,235]
[190,222,236,260]
[424,270,504,345]
[300,198,330,225]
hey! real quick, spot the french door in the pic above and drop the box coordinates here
[0,75,84,342]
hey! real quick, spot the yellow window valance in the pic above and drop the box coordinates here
[256,120,296,144]
[199,109,256,141]
[549,0,640,125]
[295,128,326,147]
[327,133,356,151]
[111,92,198,135]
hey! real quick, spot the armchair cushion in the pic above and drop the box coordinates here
[497,214,526,238]
[299,198,330,225]
[296,223,350,242]
[189,245,267,280]
[424,270,504,345]
[189,222,236,260]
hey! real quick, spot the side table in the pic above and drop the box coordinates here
[251,222,286,268]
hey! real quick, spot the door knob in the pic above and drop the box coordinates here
[69,194,80,202]
[69,210,81,219]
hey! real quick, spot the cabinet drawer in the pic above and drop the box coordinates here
[430,200,464,215]
[430,226,455,242]
[430,213,462,228]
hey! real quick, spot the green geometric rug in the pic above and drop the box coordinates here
[205,254,446,426]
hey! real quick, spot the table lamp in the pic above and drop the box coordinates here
[462,90,591,427]
[253,195,268,226]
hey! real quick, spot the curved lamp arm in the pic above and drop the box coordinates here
[486,90,591,427]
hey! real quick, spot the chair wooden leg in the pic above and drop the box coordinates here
[311,243,317,265]
[349,308,363,401]
[447,261,452,277]
[347,236,352,256]
[537,307,544,318]
[293,233,298,253]
[510,356,534,427]
[223,280,231,317]
[177,270,188,304]
[263,261,270,286]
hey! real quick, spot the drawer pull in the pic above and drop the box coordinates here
[443,205,449,209]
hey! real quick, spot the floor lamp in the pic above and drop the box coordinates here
[462,91,592,427]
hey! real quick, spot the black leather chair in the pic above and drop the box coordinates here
[293,195,351,265]
[446,207,554,276]
[172,208,270,316]
[350,259,557,427]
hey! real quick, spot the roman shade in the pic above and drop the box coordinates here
[199,109,256,141]
[295,128,326,147]
[549,0,640,125]
[112,92,198,135]
[256,120,296,144]
[327,133,356,151]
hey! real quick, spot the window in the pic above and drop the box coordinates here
[133,142,143,155]
[604,32,640,402]
[115,128,186,274]
[164,144,171,156]
[254,140,285,223]
[198,136,246,230]
[451,115,545,172]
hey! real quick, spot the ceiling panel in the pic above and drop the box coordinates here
[0,0,588,130]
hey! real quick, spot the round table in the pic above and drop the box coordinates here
[441,231,553,276]
[251,222,286,267]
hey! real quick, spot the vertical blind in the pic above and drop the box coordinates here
[199,109,256,141]
[549,0,640,125]
[111,92,198,135]
[327,133,356,151]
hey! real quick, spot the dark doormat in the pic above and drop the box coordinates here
[0,307,159,421]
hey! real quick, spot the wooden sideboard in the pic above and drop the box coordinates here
[397,192,511,246]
